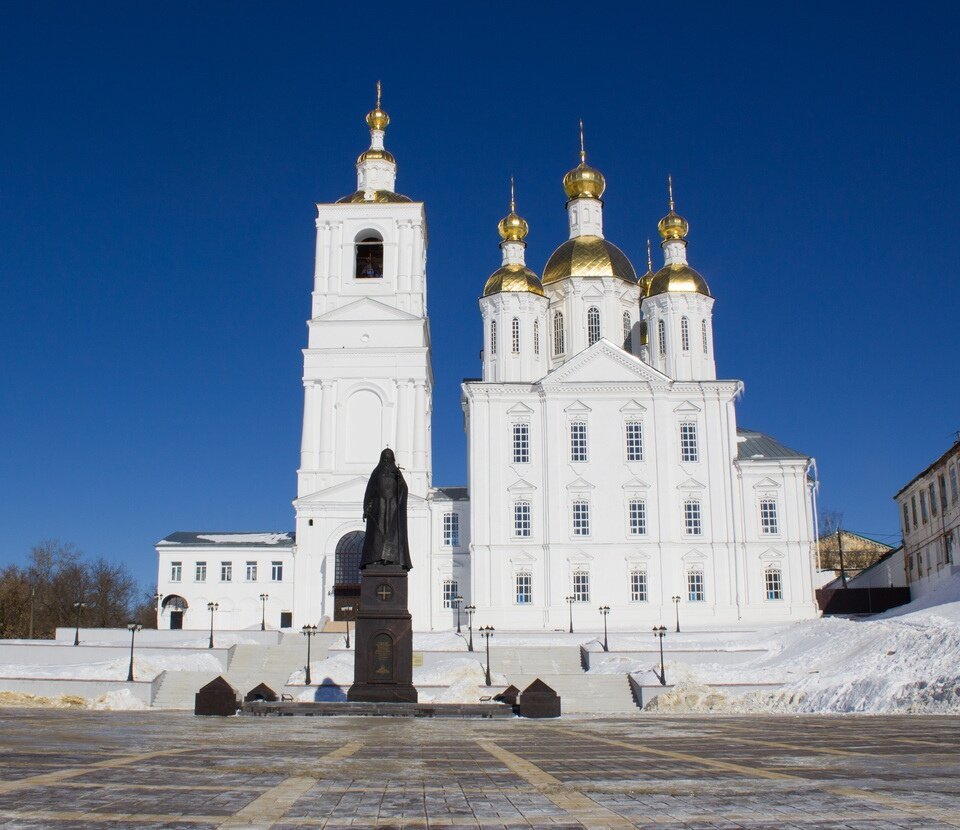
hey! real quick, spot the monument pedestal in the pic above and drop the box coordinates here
[347,566,418,703]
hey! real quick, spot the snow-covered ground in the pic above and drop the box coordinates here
[0,652,222,681]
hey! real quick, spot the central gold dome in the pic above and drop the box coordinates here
[563,162,606,200]
[542,236,637,285]
[357,148,395,164]
[498,211,529,242]
[483,263,545,297]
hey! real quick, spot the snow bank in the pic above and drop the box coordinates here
[87,689,149,711]
[0,651,223,682]
[0,688,147,711]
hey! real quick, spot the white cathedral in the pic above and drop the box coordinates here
[156,91,820,632]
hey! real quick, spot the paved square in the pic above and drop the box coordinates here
[0,709,957,828]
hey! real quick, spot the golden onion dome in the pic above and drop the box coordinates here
[356,147,396,165]
[366,81,389,131]
[646,263,711,297]
[657,209,688,240]
[639,239,656,298]
[483,263,545,297]
[336,190,413,204]
[498,210,528,242]
[542,235,638,286]
[563,162,606,200]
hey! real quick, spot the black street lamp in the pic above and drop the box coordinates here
[126,622,142,682]
[302,624,318,685]
[259,593,269,631]
[207,601,219,649]
[599,605,610,652]
[454,595,463,633]
[671,595,681,633]
[72,601,88,646]
[465,605,476,652]
[480,626,495,686]
[653,625,667,686]
[565,595,575,633]
[343,606,354,649]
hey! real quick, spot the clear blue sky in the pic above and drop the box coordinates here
[2,3,958,589]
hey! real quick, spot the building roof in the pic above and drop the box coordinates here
[157,531,295,547]
[893,439,960,498]
[736,429,807,461]
[431,486,469,502]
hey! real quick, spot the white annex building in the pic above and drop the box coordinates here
[156,91,821,632]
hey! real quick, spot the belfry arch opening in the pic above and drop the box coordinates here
[333,530,364,620]
[355,231,384,279]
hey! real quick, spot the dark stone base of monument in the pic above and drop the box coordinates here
[244,682,278,703]
[195,676,241,716]
[494,685,520,707]
[348,566,418,704]
[518,678,561,718]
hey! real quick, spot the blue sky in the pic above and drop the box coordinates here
[1,3,958,589]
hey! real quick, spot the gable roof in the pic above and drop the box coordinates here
[736,429,807,461]
[539,338,671,386]
[157,531,295,547]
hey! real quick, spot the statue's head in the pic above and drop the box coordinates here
[380,448,396,465]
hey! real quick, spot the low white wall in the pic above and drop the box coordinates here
[586,649,769,671]
[54,628,283,646]
[0,677,159,705]
[0,642,231,669]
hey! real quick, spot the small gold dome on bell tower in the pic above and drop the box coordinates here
[657,174,689,240]
[365,81,390,131]
[498,178,529,242]
[562,120,606,201]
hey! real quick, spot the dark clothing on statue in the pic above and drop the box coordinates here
[360,449,412,571]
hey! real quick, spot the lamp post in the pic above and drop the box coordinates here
[302,624,318,685]
[599,605,610,652]
[259,593,269,631]
[480,626,495,686]
[454,595,463,633]
[207,601,219,649]
[72,601,88,646]
[343,606,354,649]
[653,625,667,686]
[565,595,575,634]
[126,623,142,682]
[465,605,476,652]
[671,595,681,633]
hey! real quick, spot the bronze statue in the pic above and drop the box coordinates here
[360,448,411,570]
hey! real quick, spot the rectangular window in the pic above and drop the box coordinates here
[938,474,948,511]
[573,570,590,602]
[947,533,955,565]
[572,500,590,536]
[195,561,207,582]
[271,561,283,581]
[680,422,699,462]
[765,568,783,600]
[570,421,588,462]
[442,579,458,609]
[902,503,910,536]
[628,499,647,535]
[443,512,460,547]
[170,561,182,582]
[516,572,532,604]
[279,611,292,629]
[511,318,520,353]
[245,561,258,581]
[512,423,530,464]
[911,495,918,528]
[687,570,705,602]
[630,570,648,602]
[930,483,938,517]
[920,491,928,523]
[220,561,232,582]
[514,501,531,537]
[684,499,703,535]
[760,498,779,534]
[951,465,959,503]
[625,421,643,462]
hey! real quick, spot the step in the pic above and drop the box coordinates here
[490,647,583,675]
[504,673,637,714]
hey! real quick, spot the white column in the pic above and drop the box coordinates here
[412,381,427,471]
[315,222,330,295]
[395,380,413,469]
[398,221,412,294]
[317,380,335,469]
[300,382,319,469]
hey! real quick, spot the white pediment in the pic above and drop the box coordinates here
[622,476,651,491]
[566,477,595,492]
[567,550,596,564]
[541,339,671,386]
[295,475,428,507]
[677,477,707,491]
[682,549,708,563]
[759,548,785,562]
[620,400,647,414]
[752,477,783,490]
[507,478,536,493]
[674,400,702,414]
[625,551,652,564]
[318,297,420,323]
[507,402,535,415]
[564,400,592,414]
[508,551,538,565]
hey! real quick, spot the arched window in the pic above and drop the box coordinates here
[553,311,565,355]
[622,311,632,351]
[657,319,666,357]
[511,318,520,354]
[355,231,383,278]
[533,320,540,355]
[764,567,783,600]
[681,316,690,351]
[587,307,601,345]
[701,319,709,354]
[490,319,497,355]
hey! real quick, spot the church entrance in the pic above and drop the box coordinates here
[162,595,187,630]
[333,531,364,621]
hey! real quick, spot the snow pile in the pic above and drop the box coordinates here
[0,651,223,682]
[0,690,87,708]
[87,689,148,711]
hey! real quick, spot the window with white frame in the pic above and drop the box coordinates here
[511,317,520,354]
[679,421,699,462]
[515,572,532,604]
[271,561,283,581]
[684,499,703,535]
[622,311,632,351]
[628,499,647,535]
[490,319,497,355]
[920,491,928,523]
[170,561,182,582]
[534,320,540,355]
[951,465,959,503]
[443,512,460,547]
[657,319,666,357]
[220,561,232,582]
[514,501,531,537]
[760,498,779,534]
[701,319,709,354]
[587,306,601,345]
[572,500,590,536]
[512,422,530,464]
[687,569,705,601]
[195,561,207,582]
[764,567,783,600]
[681,316,690,351]
[245,561,257,581]
[625,420,643,461]
[553,311,565,355]
[570,421,588,462]
[630,570,648,602]
[573,570,590,602]
[442,579,458,609]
